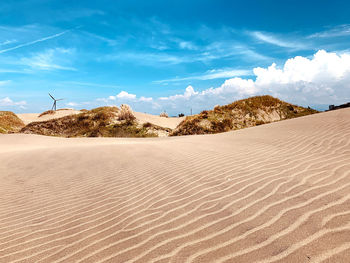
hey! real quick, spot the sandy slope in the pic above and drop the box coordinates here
[0,108,349,262]
[18,110,81,125]
[134,112,185,129]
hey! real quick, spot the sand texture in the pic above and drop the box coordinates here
[133,112,185,129]
[18,110,82,125]
[0,108,349,262]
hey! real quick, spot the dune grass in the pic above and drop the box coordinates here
[0,111,25,134]
[38,110,55,117]
[171,95,318,136]
[21,106,158,137]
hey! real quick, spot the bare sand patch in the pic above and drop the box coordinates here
[134,111,185,129]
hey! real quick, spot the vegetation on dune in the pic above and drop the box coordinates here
[38,110,55,117]
[38,108,74,117]
[118,104,136,122]
[159,112,169,118]
[6,96,319,137]
[0,111,25,134]
[170,95,318,136]
[21,106,162,138]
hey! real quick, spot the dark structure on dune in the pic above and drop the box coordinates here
[49,93,64,111]
[328,102,350,111]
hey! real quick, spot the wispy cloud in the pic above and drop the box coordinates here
[0,69,28,74]
[109,45,269,66]
[250,31,307,49]
[308,24,350,38]
[107,52,188,65]
[0,96,26,108]
[0,80,11,86]
[178,41,197,50]
[202,41,272,62]
[98,20,271,66]
[153,69,252,84]
[81,31,118,46]
[61,81,120,89]
[0,28,75,54]
[0,39,17,46]
[20,48,76,71]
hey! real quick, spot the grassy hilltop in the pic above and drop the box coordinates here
[171,95,318,136]
[2,95,319,137]
[21,106,168,137]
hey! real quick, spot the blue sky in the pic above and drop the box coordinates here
[0,0,350,114]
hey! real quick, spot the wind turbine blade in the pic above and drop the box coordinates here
[48,93,55,100]
[56,98,64,101]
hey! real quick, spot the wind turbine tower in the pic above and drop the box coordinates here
[48,93,64,111]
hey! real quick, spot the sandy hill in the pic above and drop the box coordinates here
[171,95,318,136]
[17,109,81,125]
[16,96,317,138]
[20,106,173,138]
[0,111,25,134]
[18,109,184,129]
[0,108,349,262]
[17,107,184,138]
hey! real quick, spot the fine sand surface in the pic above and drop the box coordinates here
[0,108,349,262]
[133,112,185,129]
[18,110,81,125]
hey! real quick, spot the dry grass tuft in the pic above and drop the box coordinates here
[118,104,136,121]
[38,110,55,117]
[0,111,25,134]
[160,112,168,118]
[171,95,318,136]
[56,108,72,111]
[39,109,75,117]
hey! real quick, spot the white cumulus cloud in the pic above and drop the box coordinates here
[116,91,137,100]
[160,86,198,101]
[99,50,350,115]
[157,50,350,111]
[139,96,153,102]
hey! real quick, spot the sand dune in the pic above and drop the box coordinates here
[18,110,82,125]
[17,109,184,130]
[0,108,349,262]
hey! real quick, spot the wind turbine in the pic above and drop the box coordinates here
[49,93,64,111]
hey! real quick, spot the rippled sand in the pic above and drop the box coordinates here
[0,108,349,262]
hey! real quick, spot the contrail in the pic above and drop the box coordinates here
[0,27,77,54]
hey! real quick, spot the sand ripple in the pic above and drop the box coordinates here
[0,109,349,262]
